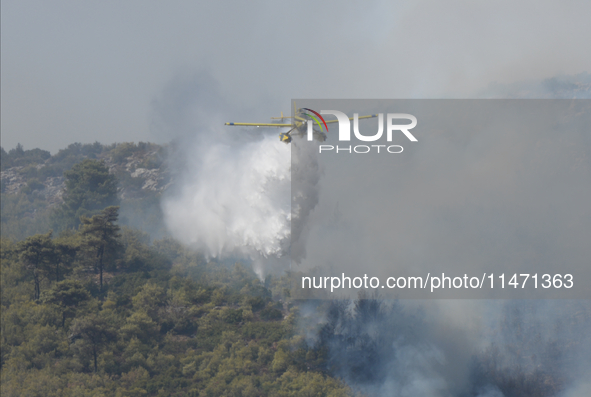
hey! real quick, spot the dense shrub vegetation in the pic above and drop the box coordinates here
[1,147,354,396]
[1,225,352,396]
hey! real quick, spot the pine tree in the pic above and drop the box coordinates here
[80,206,122,292]
[17,231,56,300]
[56,159,119,230]
[69,314,116,372]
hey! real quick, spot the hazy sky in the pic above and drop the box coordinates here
[2,0,590,153]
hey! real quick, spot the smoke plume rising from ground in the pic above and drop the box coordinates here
[301,298,591,397]
[292,79,591,396]
[3,2,591,395]
[157,73,590,396]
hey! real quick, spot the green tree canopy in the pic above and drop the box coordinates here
[0,143,51,170]
[80,206,122,292]
[17,231,56,300]
[43,279,91,327]
[56,159,119,229]
[69,313,116,373]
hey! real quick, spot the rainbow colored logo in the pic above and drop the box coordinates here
[303,108,328,132]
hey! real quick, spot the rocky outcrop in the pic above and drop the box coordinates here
[1,147,173,205]
[1,167,27,195]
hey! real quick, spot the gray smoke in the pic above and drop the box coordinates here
[290,137,322,264]
[154,74,320,277]
[478,72,591,99]
[299,75,591,396]
[309,298,591,397]
[155,72,590,396]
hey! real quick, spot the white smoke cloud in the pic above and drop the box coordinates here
[154,74,323,278]
[163,134,291,260]
[162,133,323,277]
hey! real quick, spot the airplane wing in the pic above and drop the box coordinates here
[225,122,292,127]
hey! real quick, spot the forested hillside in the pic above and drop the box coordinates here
[2,142,588,397]
[1,142,171,241]
[0,144,354,397]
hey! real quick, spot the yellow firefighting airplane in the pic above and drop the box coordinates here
[225,105,377,143]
